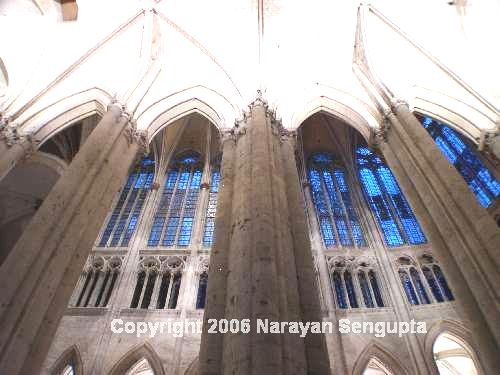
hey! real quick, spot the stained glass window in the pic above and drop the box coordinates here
[422,266,444,302]
[147,153,202,247]
[307,153,366,248]
[203,169,220,247]
[359,271,374,308]
[399,270,419,305]
[98,156,155,247]
[332,270,348,309]
[356,147,426,246]
[344,271,358,308]
[419,116,500,208]
[369,270,384,307]
[410,267,430,304]
[433,265,454,301]
[196,272,208,309]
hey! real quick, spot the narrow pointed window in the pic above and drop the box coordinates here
[98,157,155,247]
[422,266,444,302]
[307,153,366,248]
[196,272,208,309]
[410,267,430,304]
[419,116,500,208]
[358,270,374,308]
[203,168,220,247]
[356,147,426,246]
[344,271,358,308]
[332,270,348,309]
[399,270,419,305]
[147,153,203,247]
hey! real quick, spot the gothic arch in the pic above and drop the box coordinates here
[290,93,378,143]
[108,342,166,375]
[424,319,484,375]
[18,88,110,146]
[137,85,240,140]
[411,86,497,145]
[49,345,83,375]
[352,341,410,375]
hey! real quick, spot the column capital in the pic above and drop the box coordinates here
[124,122,149,155]
[1,122,35,150]
[390,97,410,111]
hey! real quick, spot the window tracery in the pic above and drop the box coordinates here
[195,257,209,309]
[419,116,500,208]
[130,256,185,309]
[147,153,203,248]
[98,157,155,248]
[396,255,454,306]
[355,147,426,247]
[307,153,366,248]
[328,256,385,309]
[71,255,123,308]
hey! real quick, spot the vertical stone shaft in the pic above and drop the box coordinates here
[0,104,140,375]
[281,135,331,375]
[0,136,33,181]
[379,104,500,374]
[198,134,236,375]
[21,129,139,375]
[200,100,331,375]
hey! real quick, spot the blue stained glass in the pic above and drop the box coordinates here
[323,171,351,246]
[399,270,419,305]
[410,267,430,304]
[196,272,208,309]
[99,173,136,246]
[357,147,426,246]
[163,217,179,246]
[309,168,336,246]
[359,271,374,308]
[179,154,199,164]
[308,154,366,248]
[203,169,221,247]
[344,271,358,308]
[334,169,366,246]
[369,270,384,307]
[312,153,332,163]
[122,172,154,246]
[358,167,404,246]
[422,266,444,302]
[332,271,347,309]
[433,265,454,301]
[99,156,155,248]
[419,116,499,208]
[377,167,426,245]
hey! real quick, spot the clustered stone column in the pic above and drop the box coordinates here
[0,123,34,181]
[0,103,144,375]
[199,98,330,375]
[376,100,500,374]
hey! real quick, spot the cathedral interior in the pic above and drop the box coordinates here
[0,1,499,374]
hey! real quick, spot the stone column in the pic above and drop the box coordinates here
[280,133,331,374]
[199,98,330,375]
[198,130,236,375]
[0,103,142,375]
[0,126,34,181]
[378,101,500,373]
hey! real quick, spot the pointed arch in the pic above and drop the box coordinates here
[49,345,83,375]
[289,90,379,143]
[18,87,111,145]
[136,85,240,141]
[352,342,410,375]
[425,320,484,375]
[411,87,497,146]
[108,342,166,375]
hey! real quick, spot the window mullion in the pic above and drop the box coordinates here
[373,166,409,245]
[106,173,139,247]
[160,168,182,246]
[333,168,356,248]
[320,167,342,247]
